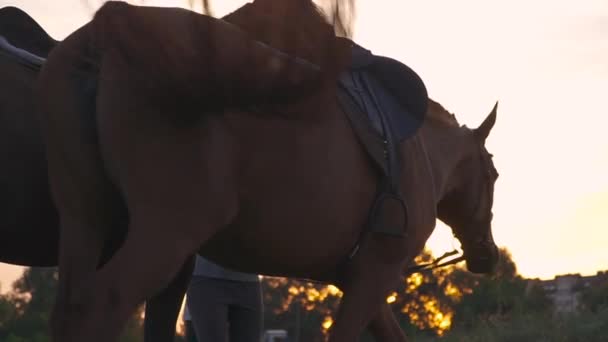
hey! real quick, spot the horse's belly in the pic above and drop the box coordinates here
[202,204,365,281]
[205,110,376,279]
[206,167,373,279]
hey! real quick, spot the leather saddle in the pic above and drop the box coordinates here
[0,35,46,69]
[0,6,55,68]
[336,38,428,238]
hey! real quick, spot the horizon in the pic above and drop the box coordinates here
[0,0,606,289]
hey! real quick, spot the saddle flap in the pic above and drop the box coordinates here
[336,39,429,238]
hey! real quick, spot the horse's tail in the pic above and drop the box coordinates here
[35,17,105,199]
[36,17,130,264]
[85,1,325,110]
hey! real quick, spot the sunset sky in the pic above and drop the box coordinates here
[0,0,606,291]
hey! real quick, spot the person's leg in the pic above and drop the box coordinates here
[228,281,263,342]
[184,320,198,342]
[144,256,194,342]
[188,277,229,342]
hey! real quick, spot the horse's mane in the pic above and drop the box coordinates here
[201,0,355,37]
[222,0,349,74]
[427,99,460,128]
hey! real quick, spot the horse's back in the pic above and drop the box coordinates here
[0,6,57,57]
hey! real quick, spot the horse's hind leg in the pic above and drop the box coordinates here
[56,94,238,340]
[60,192,236,341]
[64,221,203,341]
[329,234,408,342]
[36,23,122,341]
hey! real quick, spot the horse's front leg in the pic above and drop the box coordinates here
[329,234,408,342]
[143,255,195,342]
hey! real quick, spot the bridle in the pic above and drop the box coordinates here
[403,139,497,276]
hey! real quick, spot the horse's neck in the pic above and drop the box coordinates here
[419,120,469,204]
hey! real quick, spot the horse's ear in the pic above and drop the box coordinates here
[474,101,498,142]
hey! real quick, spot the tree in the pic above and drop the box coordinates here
[386,250,464,337]
[0,267,57,342]
[259,249,468,339]
[261,276,342,341]
[0,291,17,336]
[449,248,552,331]
[0,267,145,342]
[579,271,608,313]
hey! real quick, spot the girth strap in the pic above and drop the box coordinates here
[337,84,408,237]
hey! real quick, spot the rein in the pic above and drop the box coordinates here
[403,249,465,275]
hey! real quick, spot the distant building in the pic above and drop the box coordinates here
[264,329,289,342]
[538,273,604,314]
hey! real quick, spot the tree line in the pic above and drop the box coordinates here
[1,248,606,341]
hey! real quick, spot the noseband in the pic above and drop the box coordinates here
[458,143,497,245]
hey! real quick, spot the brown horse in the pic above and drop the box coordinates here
[0,6,195,341]
[0,4,337,340]
[36,1,499,341]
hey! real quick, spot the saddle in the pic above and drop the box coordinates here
[0,6,56,58]
[0,6,55,70]
[0,35,46,70]
[336,38,428,238]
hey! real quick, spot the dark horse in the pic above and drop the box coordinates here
[8,1,499,341]
[0,6,58,266]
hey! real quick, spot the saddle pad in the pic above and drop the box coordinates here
[0,35,45,70]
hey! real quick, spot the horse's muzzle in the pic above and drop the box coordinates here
[464,239,499,274]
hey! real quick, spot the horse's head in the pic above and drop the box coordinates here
[437,103,500,274]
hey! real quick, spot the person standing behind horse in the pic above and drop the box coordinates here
[186,255,263,341]
[182,303,198,342]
